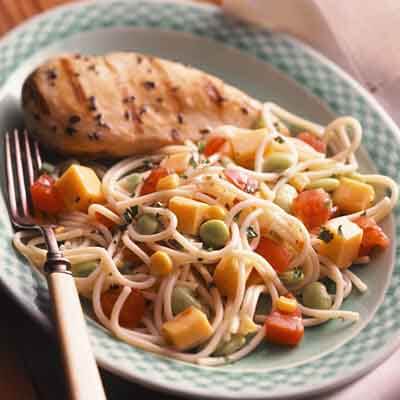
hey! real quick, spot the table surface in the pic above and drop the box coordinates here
[0,1,399,400]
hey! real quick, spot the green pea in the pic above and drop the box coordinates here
[199,219,230,249]
[263,152,293,172]
[302,282,332,310]
[136,214,160,235]
[122,173,141,193]
[171,286,204,315]
[280,268,304,286]
[71,261,98,277]
[213,335,246,356]
[306,178,340,192]
[274,184,298,212]
[40,161,55,175]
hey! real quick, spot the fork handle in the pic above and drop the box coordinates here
[47,272,106,400]
[41,228,106,400]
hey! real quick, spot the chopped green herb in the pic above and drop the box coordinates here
[321,277,337,294]
[40,161,55,175]
[274,136,285,144]
[280,268,304,285]
[246,226,258,240]
[318,227,334,243]
[198,141,205,153]
[233,211,242,222]
[135,159,154,172]
[143,159,153,168]
[121,205,139,226]
[189,156,198,168]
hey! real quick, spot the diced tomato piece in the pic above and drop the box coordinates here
[292,189,332,230]
[224,168,259,193]
[101,286,145,329]
[354,216,390,256]
[265,308,304,346]
[255,237,291,273]
[298,132,326,153]
[140,167,169,196]
[95,212,115,228]
[203,137,226,157]
[30,174,63,214]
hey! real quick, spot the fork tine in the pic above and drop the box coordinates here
[33,138,42,172]
[23,130,36,187]
[4,132,18,218]
[12,129,29,216]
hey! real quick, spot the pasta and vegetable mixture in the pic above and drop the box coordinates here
[15,103,398,366]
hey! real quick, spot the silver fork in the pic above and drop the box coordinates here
[4,129,106,400]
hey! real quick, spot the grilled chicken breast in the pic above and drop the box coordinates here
[22,52,261,159]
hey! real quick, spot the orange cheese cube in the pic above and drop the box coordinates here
[55,165,103,212]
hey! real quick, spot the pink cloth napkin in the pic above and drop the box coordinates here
[222,1,400,399]
[223,0,400,126]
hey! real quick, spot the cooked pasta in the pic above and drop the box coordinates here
[15,102,398,365]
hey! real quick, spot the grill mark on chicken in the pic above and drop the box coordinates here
[103,55,144,134]
[205,80,225,106]
[149,57,184,114]
[24,78,51,115]
[60,57,87,105]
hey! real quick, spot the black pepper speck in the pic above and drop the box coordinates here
[88,96,97,111]
[65,126,77,136]
[69,115,80,124]
[143,81,156,90]
[46,69,57,80]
